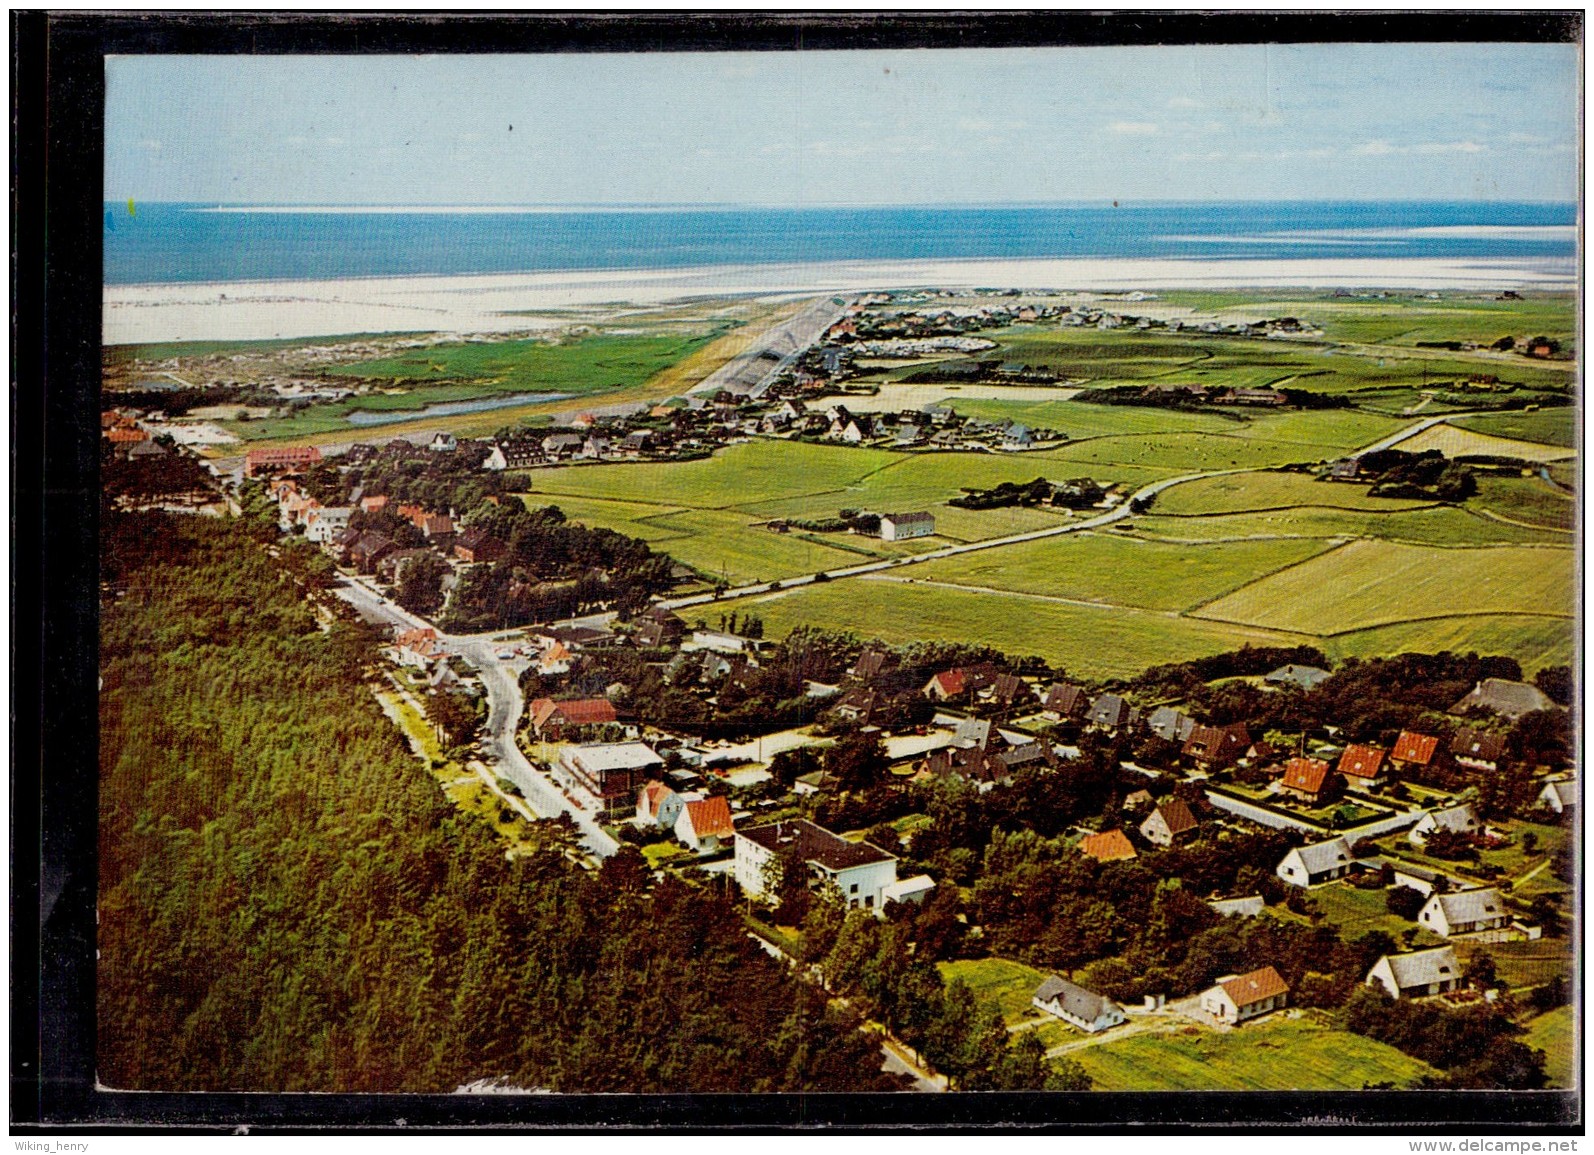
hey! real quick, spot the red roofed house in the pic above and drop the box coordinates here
[1139,799,1199,848]
[1079,829,1138,863]
[1200,966,1290,1025]
[1389,731,1440,771]
[106,425,150,444]
[1338,743,1389,788]
[360,494,389,513]
[1183,723,1252,772]
[635,780,684,829]
[675,794,736,854]
[244,445,321,478]
[529,697,619,740]
[394,626,443,667]
[1279,757,1334,803]
[923,669,967,702]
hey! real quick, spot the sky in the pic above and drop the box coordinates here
[105,44,1580,205]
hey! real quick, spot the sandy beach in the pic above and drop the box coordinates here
[103,255,1576,346]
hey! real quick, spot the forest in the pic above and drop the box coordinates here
[97,510,901,1092]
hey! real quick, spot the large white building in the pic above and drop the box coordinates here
[735,819,898,911]
[1418,888,1510,939]
[555,742,664,819]
[1365,946,1462,1000]
[879,511,935,541]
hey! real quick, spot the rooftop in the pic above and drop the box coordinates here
[738,819,896,872]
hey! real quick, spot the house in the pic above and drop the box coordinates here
[1079,829,1137,863]
[1276,837,1354,887]
[1279,756,1333,802]
[689,630,761,655]
[988,673,1033,708]
[542,433,585,458]
[923,669,968,702]
[1087,694,1139,732]
[1200,967,1289,1025]
[126,438,168,460]
[483,439,543,470]
[675,794,735,854]
[303,506,352,544]
[360,494,389,513]
[635,610,686,649]
[529,697,619,740]
[1032,977,1127,1034]
[349,532,398,574]
[418,513,455,539]
[882,875,937,906]
[1449,678,1556,720]
[879,512,936,541]
[734,819,898,910]
[620,431,652,456]
[1139,799,1199,848]
[538,641,574,676]
[1209,895,1267,919]
[1123,789,1154,811]
[851,648,895,682]
[244,445,322,478]
[636,780,684,829]
[555,742,665,819]
[1328,458,1362,482]
[1041,682,1088,720]
[429,432,458,453]
[582,436,610,460]
[1183,723,1251,772]
[1450,728,1508,772]
[1538,777,1575,814]
[394,626,444,668]
[1390,731,1441,771]
[1263,664,1332,690]
[453,528,506,564]
[792,770,840,797]
[1337,743,1388,788]
[1147,706,1196,745]
[1366,946,1463,1000]
[1408,804,1481,847]
[1418,888,1509,938]
[830,688,877,725]
[375,547,430,584]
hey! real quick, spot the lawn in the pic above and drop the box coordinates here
[1195,539,1575,636]
[906,532,1332,613]
[1521,1006,1575,1089]
[723,577,1309,680]
[1071,1013,1440,1091]
[937,957,1053,1025]
[1451,406,1578,448]
[1453,940,1575,994]
[1295,881,1445,945]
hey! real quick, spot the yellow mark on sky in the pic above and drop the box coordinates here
[127,198,136,217]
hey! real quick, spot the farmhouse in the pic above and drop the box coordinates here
[1449,678,1555,720]
[556,742,665,819]
[1337,743,1388,788]
[1366,946,1462,1000]
[1450,728,1507,772]
[1079,829,1138,863]
[1279,756,1334,803]
[1408,804,1481,847]
[1032,977,1127,1034]
[735,819,898,911]
[1276,837,1354,887]
[1418,888,1509,939]
[1139,799,1199,848]
[1538,777,1575,814]
[879,511,936,541]
[1200,966,1289,1025]
[675,794,735,854]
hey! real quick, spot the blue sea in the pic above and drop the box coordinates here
[103,201,1577,286]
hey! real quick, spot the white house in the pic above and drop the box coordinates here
[1276,837,1354,888]
[879,511,936,542]
[881,875,936,907]
[303,505,353,543]
[1408,803,1481,847]
[674,794,735,855]
[1418,888,1510,939]
[636,780,684,830]
[429,432,458,453]
[1032,977,1126,1034]
[1538,777,1575,814]
[735,819,897,911]
[1199,966,1289,1025]
[1366,946,1462,1000]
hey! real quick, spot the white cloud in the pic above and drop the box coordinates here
[1357,139,1486,157]
[1106,121,1159,136]
[1413,140,1486,155]
[1356,140,1396,156]
[1167,96,1202,110]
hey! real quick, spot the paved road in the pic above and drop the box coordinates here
[690,295,854,398]
[332,575,619,859]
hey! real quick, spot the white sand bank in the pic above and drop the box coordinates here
[104,255,1576,346]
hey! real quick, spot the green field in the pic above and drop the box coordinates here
[1471,476,1576,532]
[1451,406,1578,448]
[1195,539,1575,635]
[938,957,1054,1025]
[1289,882,1445,945]
[1521,1006,1575,1089]
[908,532,1332,612]
[1155,471,1437,516]
[1125,505,1571,548]
[1071,1013,1440,1091]
[723,578,1308,680]
[1324,616,1574,677]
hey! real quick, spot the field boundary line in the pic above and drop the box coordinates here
[1174,538,1346,616]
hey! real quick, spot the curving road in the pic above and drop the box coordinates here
[333,575,619,859]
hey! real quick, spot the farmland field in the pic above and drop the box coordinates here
[1450,406,1578,448]
[1387,423,1574,463]
[1324,615,1575,676]
[1153,471,1437,516]
[1471,476,1576,532]
[1123,506,1571,548]
[907,532,1332,612]
[723,578,1308,680]
[1195,540,1575,636]
[1070,1013,1440,1091]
